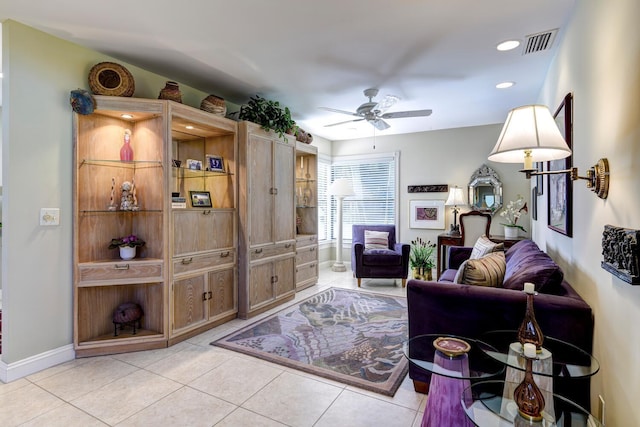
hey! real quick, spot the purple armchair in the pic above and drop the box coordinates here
[351,224,410,287]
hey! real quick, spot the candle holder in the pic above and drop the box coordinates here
[517,282,544,352]
[514,343,545,422]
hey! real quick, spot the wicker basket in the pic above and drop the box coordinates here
[88,62,135,97]
[200,95,227,116]
[158,81,182,103]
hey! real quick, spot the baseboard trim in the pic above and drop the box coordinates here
[0,344,75,383]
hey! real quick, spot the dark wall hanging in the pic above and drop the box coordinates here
[548,93,573,237]
[602,225,639,285]
[408,185,448,193]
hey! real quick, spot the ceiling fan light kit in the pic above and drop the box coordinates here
[321,88,432,130]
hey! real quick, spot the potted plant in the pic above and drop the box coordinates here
[238,95,297,139]
[500,195,528,239]
[409,237,436,280]
[109,234,145,260]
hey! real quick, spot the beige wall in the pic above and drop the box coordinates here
[0,20,229,364]
[535,0,640,425]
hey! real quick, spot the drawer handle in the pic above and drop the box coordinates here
[208,291,213,300]
[310,247,316,252]
[255,248,263,254]
[220,251,230,258]
[181,258,193,265]
[270,188,278,195]
[310,263,316,268]
[114,264,130,270]
[202,210,212,215]
[285,243,292,248]
[202,292,208,301]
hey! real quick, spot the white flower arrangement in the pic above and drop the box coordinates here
[500,195,528,232]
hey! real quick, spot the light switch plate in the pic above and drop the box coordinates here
[40,208,60,226]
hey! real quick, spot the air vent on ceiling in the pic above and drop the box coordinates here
[523,29,558,55]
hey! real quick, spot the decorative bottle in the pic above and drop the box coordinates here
[120,129,134,161]
[517,282,544,352]
[514,343,545,422]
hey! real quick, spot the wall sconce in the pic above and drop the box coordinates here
[445,186,465,236]
[488,104,609,199]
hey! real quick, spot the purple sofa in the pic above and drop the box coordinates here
[407,239,594,408]
[351,224,410,287]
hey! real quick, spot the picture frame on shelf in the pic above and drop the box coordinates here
[206,154,225,172]
[547,93,573,237]
[186,158,202,170]
[409,200,445,229]
[189,190,212,208]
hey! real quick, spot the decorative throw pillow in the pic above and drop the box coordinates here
[364,230,389,250]
[453,251,506,287]
[470,235,504,260]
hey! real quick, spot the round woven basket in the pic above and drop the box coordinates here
[200,95,227,116]
[88,62,135,97]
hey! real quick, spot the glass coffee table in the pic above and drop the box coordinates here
[461,380,602,426]
[403,334,505,427]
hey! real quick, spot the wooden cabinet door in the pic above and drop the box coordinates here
[274,256,296,298]
[208,268,236,318]
[248,133,273,246]
[172,275,207,332]
[273,140,295,243]
[173,210,235,256]
[249,262,274,308]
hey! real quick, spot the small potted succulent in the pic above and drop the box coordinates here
[109,234,145,260]
[409,237,436,280]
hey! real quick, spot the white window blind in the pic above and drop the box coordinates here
[330,152,398,241]
[317,156,330,241]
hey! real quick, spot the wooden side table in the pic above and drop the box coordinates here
[437,233,463,278]
[489,235,526,249]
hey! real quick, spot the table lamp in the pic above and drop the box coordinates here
[445,186,465,236]
[329,178,355,272]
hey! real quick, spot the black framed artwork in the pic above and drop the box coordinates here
[547,93,573,237]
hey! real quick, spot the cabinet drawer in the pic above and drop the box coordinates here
[250,241,295,261]
[78,260,163,283]
[296,234,317,248]
[173,250,235,275]
[296,245,318,265]
[296,262,318,284]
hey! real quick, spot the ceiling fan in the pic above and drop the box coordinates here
[320,88,432,130]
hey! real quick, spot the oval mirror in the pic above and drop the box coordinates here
[468,164,502,215]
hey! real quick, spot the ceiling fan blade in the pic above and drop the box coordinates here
[382,109,433,119]
[374,95,400,114]
[318,107,361,117]
[324,118,365,127]
[371,119,390,131]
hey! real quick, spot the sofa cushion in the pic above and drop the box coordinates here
[453,251,506,287]
[364,230,389,250]
[470,235,504,259]
[503,240,564,294]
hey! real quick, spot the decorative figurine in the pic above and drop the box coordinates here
[120,181,134,211]
[108,177,117,211]
[131,178,139,211]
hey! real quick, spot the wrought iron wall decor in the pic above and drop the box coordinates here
[408,184,448,193]
[601,225,640,285]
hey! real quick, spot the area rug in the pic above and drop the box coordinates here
[212,287,408,396]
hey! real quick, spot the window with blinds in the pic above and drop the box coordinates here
[329,152,399,241]
[317,156,330,241]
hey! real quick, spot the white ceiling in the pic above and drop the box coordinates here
[0,1,575,141]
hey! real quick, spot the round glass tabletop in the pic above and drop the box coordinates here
[477,330,599,379]
[403,334,505,380]
[461,380,602,427]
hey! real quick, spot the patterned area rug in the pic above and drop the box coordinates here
[212,287,408,396]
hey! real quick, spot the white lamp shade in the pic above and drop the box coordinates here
[328,178,355,197]
[445,187,465,206]
[488,105,572,164]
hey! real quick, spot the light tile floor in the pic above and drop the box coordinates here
[0,267,427,426]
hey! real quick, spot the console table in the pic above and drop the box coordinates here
[436,234,526,278]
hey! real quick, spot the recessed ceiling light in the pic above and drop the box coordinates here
[496,81,515,89]
[185,125,195,130]
[121,114,133,119]
[497,40,521,51]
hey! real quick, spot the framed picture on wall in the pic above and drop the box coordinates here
[409,200,445,229]
[547,93,573,237]
[534,162,544,196]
